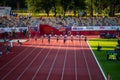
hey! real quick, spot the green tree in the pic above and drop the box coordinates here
[93,0,108,16]
[51,0,60,17]
[108,0,120,17]
[0,0,26,9]
[40,0,53,16]
[60,0,72,17]
[71,0,86,16]
[86,0,94,17]
[0,0,7,6]
[26,0,53,16]
[25,0,41,12]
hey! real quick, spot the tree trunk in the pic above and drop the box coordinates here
[54,7,57,17]
[17,0,20,10]
[90,4,93,17]
[74,10,76,17]
[63,11,66,17]
[3,0,6,6]
[109,4,115,17]
[47,12,49,17]
[90,0,93,17]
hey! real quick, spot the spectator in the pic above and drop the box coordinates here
[48,35,51,44]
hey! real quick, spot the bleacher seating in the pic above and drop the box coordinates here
[0,15,120,29]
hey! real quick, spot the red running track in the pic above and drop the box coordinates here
[0,36,105,80]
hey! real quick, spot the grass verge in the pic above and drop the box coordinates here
[88,39,120,80]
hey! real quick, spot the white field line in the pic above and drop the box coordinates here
[87,41,107,80]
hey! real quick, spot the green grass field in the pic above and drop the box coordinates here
[88,39,120,80]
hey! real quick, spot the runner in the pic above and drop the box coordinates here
[41,35,44,43]
[84,36,87,41]
[34,35,37,43]
[71,35,73,43]
[56,35,59,42]
[63,35,67,44]
[48,35,50,44]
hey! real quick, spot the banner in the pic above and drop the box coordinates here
[71,26,120,31]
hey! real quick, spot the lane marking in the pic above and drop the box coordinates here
[87,41,107,80]
[0,41,34,70]
[1,45,37,80]
[81,40,92,80]
[17,42,46,80]
[61,39,69,80]
[74,39,77,80]
[46,42,61,80]
[32,40,56,80]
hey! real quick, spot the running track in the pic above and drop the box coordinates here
[0,36,106,80]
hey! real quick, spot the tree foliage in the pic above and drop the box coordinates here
[0,0,26,9]
[71,0,86,16]
[60,0,72,16]
[0,0,120,17]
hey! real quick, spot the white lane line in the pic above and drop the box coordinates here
[17,44,46,80]
[87,42,107,80]
[32,41,56,80]
[74,40,77,80]
[61,40,69,80]
[46,42,61,80]
[0,42,34,70]
[81,40,92,80]
[1,46,37,80]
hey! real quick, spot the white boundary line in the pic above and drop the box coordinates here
[81,40,92,80]
[87,41,107,80]
[46,42,61,80]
